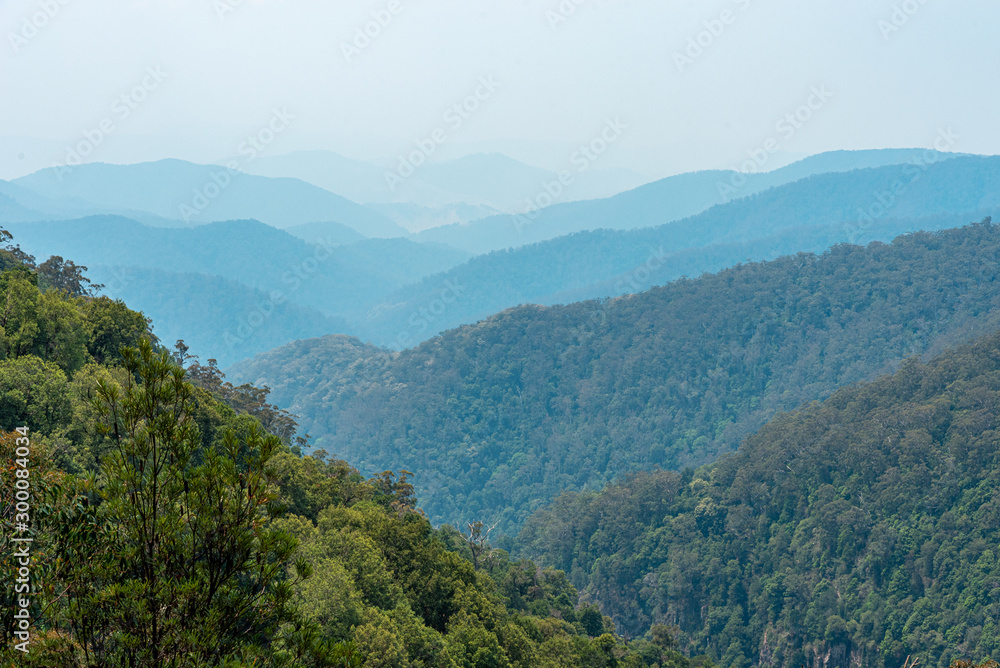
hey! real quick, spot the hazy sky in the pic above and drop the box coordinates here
[1,0,997,180]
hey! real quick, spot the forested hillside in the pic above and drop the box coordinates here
[518,327,1000,668]
[231,220,1000,534]
[0,230,714,666]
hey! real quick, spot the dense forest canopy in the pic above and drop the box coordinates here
[519,327,1000,668]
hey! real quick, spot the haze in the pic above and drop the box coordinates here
[1,0,998,181]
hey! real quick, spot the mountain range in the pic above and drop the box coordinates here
[243,149,648,213]
[8,159,408,236]
[5,145,1000,668]
[229,219,1000,535]
[3,148,994,363]
[359,155,1000,347]
[415,148,965,255]
[3,216,469,365]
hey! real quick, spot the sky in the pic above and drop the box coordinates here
[1,0,998,181]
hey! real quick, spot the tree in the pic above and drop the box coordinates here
[0,268,41,361]
[38,290,89,373]
[172,339,199,367]
[83,297,152,365]
[173,341,301,446]
[54,339,319,666]
[37,255,103,297]
[0,356,72,433]
[461,520,500,572]
[0,227,36,272]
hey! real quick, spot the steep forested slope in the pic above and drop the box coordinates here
[518,327,1000,668]
[231,220,1000,534]
[0,232,707,668]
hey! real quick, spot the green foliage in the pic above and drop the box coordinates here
[0,253,153,376]
[0,267,43,360]
[177,342,301,446]
[0,355,71,433]
[37,289,90,373]
[39,340,310,665]
[83,296,152,365]
[0,226,35,272]
[36,255,103,297]
[0,431,64,655]
[264,440,711,667]
[519,330,1000,667]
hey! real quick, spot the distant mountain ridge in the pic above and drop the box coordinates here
[9,159,408,237]
[242,149,648,213]
[360,155,1000,347]
[415,148,967,255]
[3,216,471,364]
[5,149,993,366]
[87,265,346,366]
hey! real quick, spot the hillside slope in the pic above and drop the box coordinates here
[0,231,700,668]
[519,326,1000,668]
[87,265,347,367]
